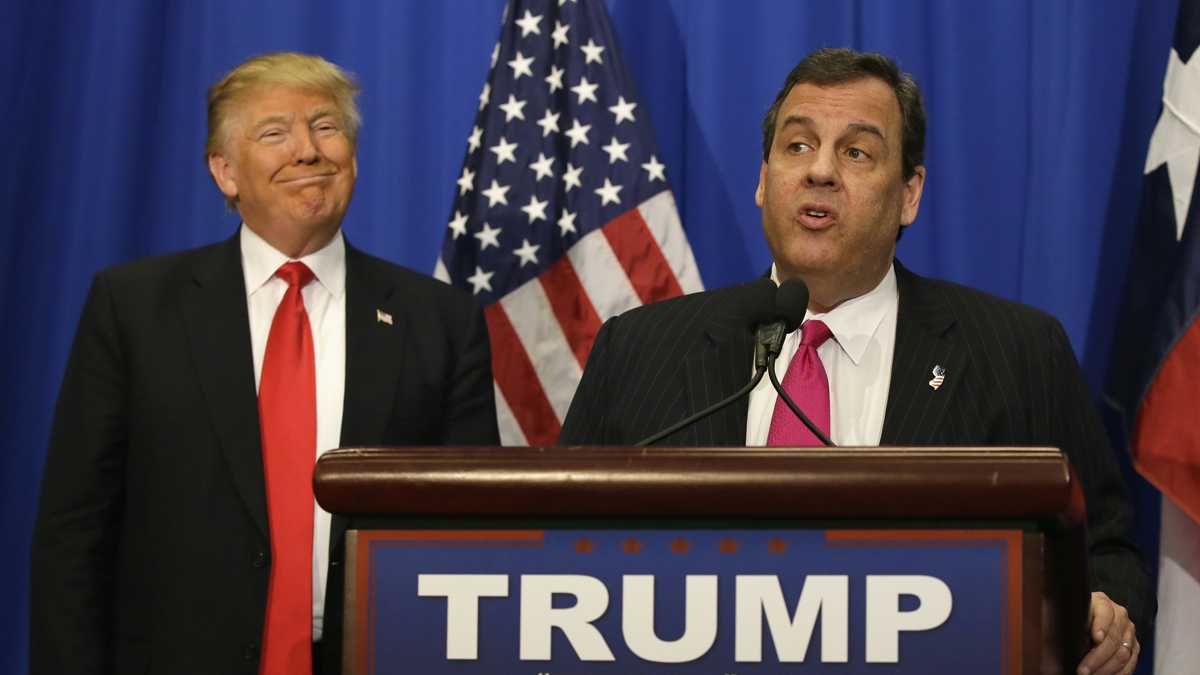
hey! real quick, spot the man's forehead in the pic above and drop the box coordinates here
[778,78,901,134]
[238,86,336,118]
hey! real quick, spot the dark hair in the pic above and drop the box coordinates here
[761,48,926,181]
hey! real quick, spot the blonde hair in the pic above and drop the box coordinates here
[205,51,362,159]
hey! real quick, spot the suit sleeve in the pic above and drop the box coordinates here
[557,316,618,445]
[440,297,500,445]
[1046,319,1155,635]
[30,273,127,675]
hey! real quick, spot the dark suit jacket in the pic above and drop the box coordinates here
[30,233,499,675]
[559,260,1153,635]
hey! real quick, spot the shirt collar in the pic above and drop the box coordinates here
[769,262,898,365]
[240,224,346,299]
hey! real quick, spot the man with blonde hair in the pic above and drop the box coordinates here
[31,52,498,675]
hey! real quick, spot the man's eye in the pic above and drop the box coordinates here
[847,147,868,160]
[787,142,810,153]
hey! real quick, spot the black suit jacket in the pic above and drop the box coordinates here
[30,233,499,675]
[559,261,1153,635]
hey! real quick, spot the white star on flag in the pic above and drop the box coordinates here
[642,155,666,182]
[520,195,549,223]
[448,210,468,239]
[562,163,583,191]
[536,109,561,137]
[481,179,510,207]
[601,136,630,164]
[580,38,605,64]
[513,239,540,267]
[545,65,565,93]
[529,152,555,181]
[490,43,499,68]
[515,9,542,37]
[478,82,490,111]
[467,126,483,153]
[565,119,591,147]
[552,21,569,48]
[490,136,519,164]
[1145,46,1200,240]
[499,95,527,122]
[508,51,535,80]
[557,209,577,236]
[456,167,475,195]
[608,96,637,124]
[594,177,622,206]
[570,76,599,104]
[474,222,502,250]
[466,266,493,294]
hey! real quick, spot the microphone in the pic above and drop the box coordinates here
[765,279,834,446]
[635,279,776,446]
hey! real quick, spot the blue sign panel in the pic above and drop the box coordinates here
[350,529,1020,674]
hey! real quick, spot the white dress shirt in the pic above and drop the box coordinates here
[746,263,898,446]
[240,224,346,641]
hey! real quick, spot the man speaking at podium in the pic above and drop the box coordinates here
[560,48,1150,675]
[30,53,498,674]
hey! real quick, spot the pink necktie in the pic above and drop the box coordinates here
[258,262,315,675]
[767,319,833,446]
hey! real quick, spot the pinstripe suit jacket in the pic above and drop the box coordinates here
[559,260,1153,634]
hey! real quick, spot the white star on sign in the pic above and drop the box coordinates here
[475,222,502,250]
[448,210,468,239]
[571,76,599,104]
[563,163,583,191]
[481,180,510,207]
[601,136,631,164]
[546,65,565,93]
[513,239,541,267]
[580,39,605,65]
[552,21,570,48]
[489,136,518,165]
[515,9,542,37]
[456,167,475,195]
[520,195,549,223]
[1145,47,1200,240]
[641,155,666,182]
[508,51,534,80]
[530,152,555,181]
[595,177,622,206]
[565,119,591,148]
[466,266,494,294]
[609,96,637,125]
[478,83,490,111]
[467,125,483,153]
[558,209,577,236]
[536,109,560,137]
[499,94,527,122]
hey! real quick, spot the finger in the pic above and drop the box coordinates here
[1091,626,1135,675]
[1118,639,1140,675]
[1088,592,1116,644]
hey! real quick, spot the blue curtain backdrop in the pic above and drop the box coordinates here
[0,0,1180,671]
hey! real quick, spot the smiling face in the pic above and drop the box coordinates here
[207,85,357,257]
[756,77,925,311]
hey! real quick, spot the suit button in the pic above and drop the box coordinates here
[253,551,267,568]
[243,642,258,661]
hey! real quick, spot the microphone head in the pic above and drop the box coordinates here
[775,278,810,332]
[741,278,779,328]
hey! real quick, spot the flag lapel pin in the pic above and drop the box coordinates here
[376,309,393,326]
[928,365,946,391]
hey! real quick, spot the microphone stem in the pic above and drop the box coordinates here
[766,354,836,447]
[636,366,768,447]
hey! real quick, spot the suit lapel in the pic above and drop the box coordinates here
[179,235,269,540]
[331,245,405,555]
[880,262,968,444]
[681,291,755,445]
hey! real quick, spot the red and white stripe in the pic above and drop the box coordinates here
[437,191,702,445]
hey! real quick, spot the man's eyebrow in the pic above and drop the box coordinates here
[778,114,815,131]
[250,114,291,132]
[845,122,886,141]
[308,107,337,123]
[778,116,886,142]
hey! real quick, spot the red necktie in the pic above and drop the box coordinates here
[258,262,315,675]
[767,319,833,446]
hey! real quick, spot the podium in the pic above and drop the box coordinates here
[314,446,1089,674]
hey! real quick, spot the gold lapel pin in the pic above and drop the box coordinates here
[928,365,946,391]
[376,309,393,326]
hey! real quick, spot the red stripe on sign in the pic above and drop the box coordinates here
[1133,318,1200,524]
[538,257,602,367]
[485,304,562,445]
[602,208,684,305]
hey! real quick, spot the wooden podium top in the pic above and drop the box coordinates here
[314,446,1084,525]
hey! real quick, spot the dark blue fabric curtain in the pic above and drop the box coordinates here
[0,0,1179,671]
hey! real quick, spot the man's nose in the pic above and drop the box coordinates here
[804,148,839,188]
[293,128,320,164]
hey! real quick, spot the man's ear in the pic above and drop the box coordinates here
[754,161,767,208]
[207,153,239,201]
[900,165,926,226]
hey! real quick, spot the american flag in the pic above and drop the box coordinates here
[435,0,702,445]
